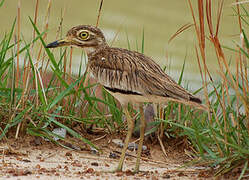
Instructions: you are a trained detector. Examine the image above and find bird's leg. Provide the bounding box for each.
[134,104,146,173]
[116,106,134,172]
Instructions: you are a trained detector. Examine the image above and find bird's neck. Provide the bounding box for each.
[83,47,98,55]
[86,43,108,57]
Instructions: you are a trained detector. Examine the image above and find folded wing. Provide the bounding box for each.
[88,47,201,104]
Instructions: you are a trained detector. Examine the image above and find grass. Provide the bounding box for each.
[0,0,249,178]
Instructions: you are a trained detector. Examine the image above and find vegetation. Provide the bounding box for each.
[0,0,248,178]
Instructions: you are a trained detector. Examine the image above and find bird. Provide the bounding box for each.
[46,25,206,173]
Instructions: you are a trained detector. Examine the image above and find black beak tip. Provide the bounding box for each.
[45,41,59,48]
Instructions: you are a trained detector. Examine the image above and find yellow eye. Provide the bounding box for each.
[79,31,89,40]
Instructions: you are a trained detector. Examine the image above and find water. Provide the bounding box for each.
[0,0,244,89]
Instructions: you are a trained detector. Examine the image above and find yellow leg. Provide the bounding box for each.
[134,104,146,172]
[116,106,134,172]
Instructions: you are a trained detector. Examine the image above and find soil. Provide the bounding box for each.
[0,134,215,180]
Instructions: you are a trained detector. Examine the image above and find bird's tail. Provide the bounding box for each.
[163,96,208,111]
[189,96,202,104]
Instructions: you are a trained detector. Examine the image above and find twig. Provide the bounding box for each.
[168,23,193,43]
[232,1,249,5]
[157,134,168,158]
[92,134,107,142]
[96,0,104,27]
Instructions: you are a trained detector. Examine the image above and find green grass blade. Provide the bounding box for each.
[47,116,98,150]
[125,30,131,50]
[141,28,145,54]
[0,107,31,140]
[0,0,5,7]
[29,16,61,73]
[0,31,46,79]
[238,161,248,180]
[1,18,16,63]
[242,29,249,49]
[178,58,186,85]
[46,76,83,110]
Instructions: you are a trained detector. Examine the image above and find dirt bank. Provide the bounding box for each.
[0,135,213,180]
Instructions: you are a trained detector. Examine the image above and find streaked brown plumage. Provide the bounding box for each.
[46,25,205,173]
[89,47,202,105]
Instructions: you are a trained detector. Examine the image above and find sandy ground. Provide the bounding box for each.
[0,135,214,180]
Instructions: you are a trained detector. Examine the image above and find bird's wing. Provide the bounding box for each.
[136,69,200,102]
[88,47,200,103]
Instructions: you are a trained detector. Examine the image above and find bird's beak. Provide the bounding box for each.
[46,37,71,48]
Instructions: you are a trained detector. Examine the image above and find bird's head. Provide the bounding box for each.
[46,25,107,54]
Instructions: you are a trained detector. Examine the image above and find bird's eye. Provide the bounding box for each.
[79,31,89,40]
